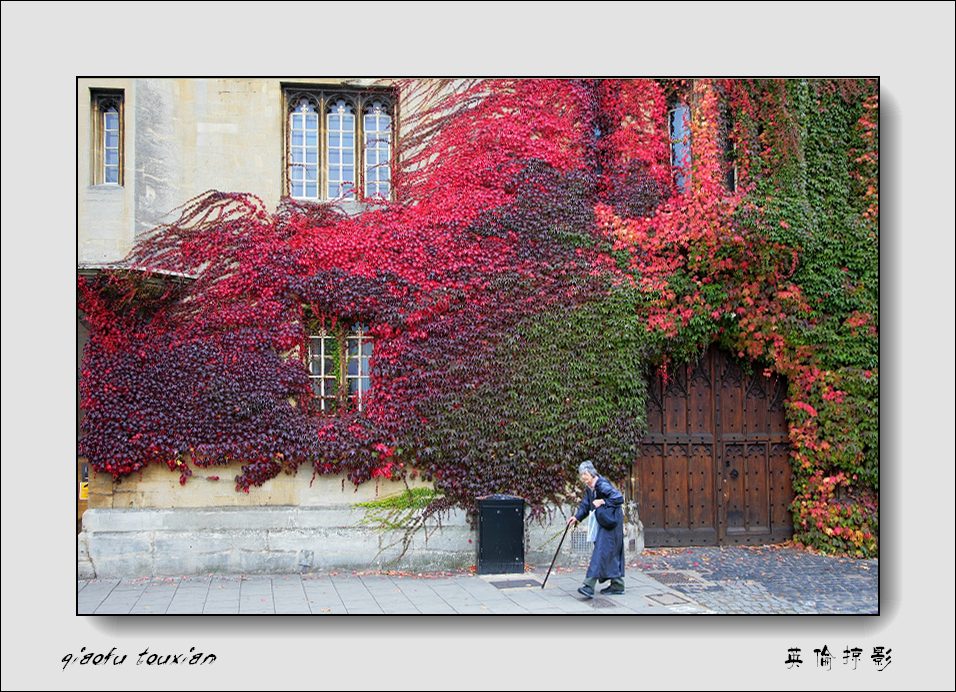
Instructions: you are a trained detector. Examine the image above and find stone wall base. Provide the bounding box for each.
[79,506,644,578]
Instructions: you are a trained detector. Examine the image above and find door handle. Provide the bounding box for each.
[730,468,739,480]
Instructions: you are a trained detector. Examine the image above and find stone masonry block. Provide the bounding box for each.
[289,507,364,529]
[87,531,152,561]
[77,532,90,559]
[153,531,229,556]
[238,550,300,574]
[152,550,235,577]
[87,532,154,578]
[160,508,292,531]
[83,508,167,533]
[265,528,326,553]
[402,525,476,553]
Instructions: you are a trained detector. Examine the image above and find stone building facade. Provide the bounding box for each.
[76,78,638,577]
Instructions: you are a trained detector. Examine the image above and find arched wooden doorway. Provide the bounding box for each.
[632,346,793,546]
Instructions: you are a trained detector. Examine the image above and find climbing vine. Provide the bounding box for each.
[78,78,878,556]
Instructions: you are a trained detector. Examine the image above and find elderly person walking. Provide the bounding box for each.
[567,460,626,597]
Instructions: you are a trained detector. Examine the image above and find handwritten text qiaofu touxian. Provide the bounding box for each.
[61,646,217,670]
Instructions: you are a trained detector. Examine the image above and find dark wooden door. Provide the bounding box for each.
[633,346,793,546]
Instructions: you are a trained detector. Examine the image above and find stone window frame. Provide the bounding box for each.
[91,89,124,186]
[283,85,395,203]
[306,322,374,412]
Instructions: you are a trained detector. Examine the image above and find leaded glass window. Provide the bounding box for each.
[363,100,392,199]
[284,87,393,202]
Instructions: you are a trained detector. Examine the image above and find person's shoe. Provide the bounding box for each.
[577,584,594,599]
[600,585,625,595]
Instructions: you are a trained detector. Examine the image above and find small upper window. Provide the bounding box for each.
[92,90,124,186]
[718,95,738,193]
[668,104,691,193]
[284,86,394,202]
[724,138,738,193]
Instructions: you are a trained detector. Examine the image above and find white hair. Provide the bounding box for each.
[577,461,598,477]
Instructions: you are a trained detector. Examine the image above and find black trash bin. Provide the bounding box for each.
[476,494,525,574]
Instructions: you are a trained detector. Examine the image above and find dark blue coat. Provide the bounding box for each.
[574,476,625,580]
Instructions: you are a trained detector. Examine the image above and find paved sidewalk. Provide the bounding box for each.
[78,545,878,615]
[78,568,711,615]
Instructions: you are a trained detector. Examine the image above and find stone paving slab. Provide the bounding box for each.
[77,578,119,613]
[202,576,241,614]
[94,581,149,615]
[389,579,457,613]
[273,575,311,614]
[166,575,212,614]
[238,576,275,614]
[129,580,179,614]
[301,576,348,614]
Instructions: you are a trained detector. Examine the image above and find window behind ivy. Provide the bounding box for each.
[307,323,373,411]
[307,333,339,412]
[668,103,691,193]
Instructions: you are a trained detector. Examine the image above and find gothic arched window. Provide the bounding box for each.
[284,87,394,202]
[363,99,392,199]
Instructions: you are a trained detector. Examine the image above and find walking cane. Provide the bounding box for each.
[541,520,572,589]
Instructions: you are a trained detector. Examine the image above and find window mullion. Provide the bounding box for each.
[284,99,289,196]
[95,100,103,185]
[356,95,364,201]
[318,92,325,202]
[319,333,327,410]
[338,331,347,408]
[355,330,362,405]
[120,101,124,185]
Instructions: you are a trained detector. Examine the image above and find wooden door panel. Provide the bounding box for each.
[769,442,794,539]
[718,356,744,434]
[688,357,714,433]
[722,442,747,536]
[744,442,770,533]
[688,444,714,531]
[637,443,665,536]
[664,364,689,434]
[744,371,770,435]
[635,346,793,547]
[646,376,664,436]
[665,443,690,531]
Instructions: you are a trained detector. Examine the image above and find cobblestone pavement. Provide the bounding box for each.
[629,544,878,614]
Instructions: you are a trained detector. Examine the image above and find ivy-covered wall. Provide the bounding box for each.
[78,78,878,557]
